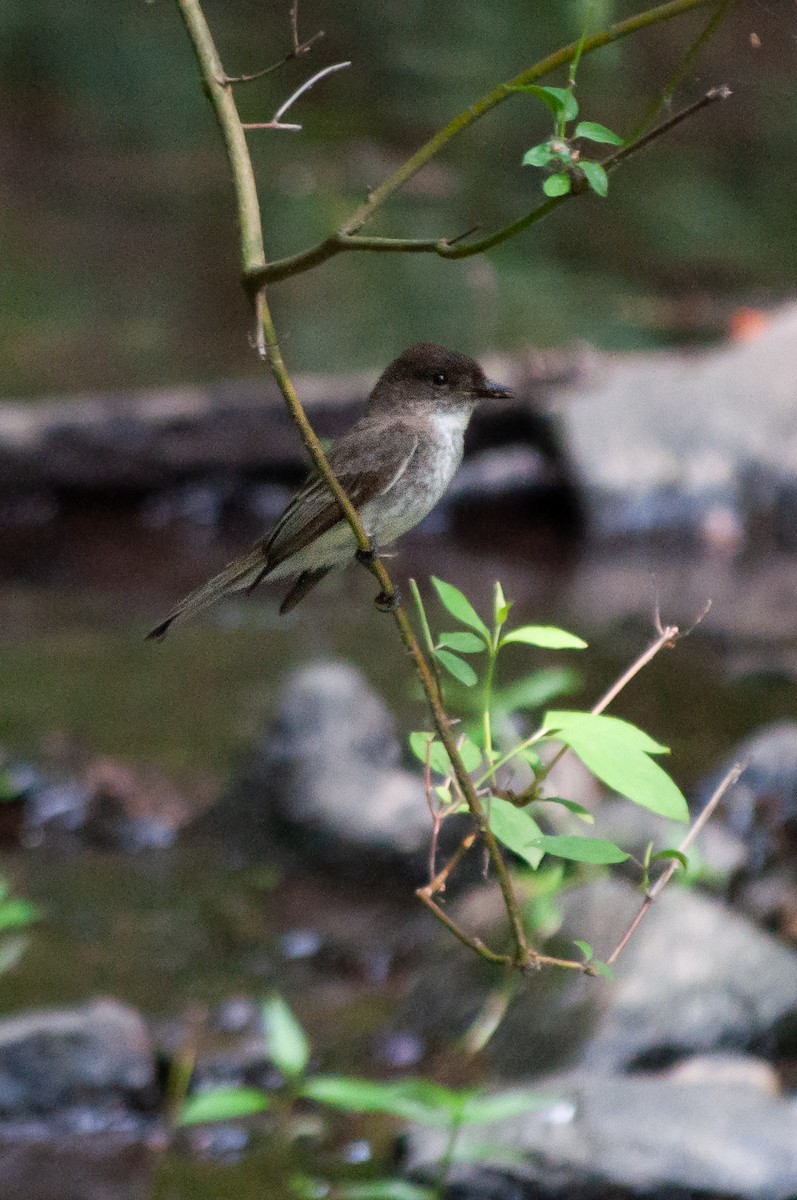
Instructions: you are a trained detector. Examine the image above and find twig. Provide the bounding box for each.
[242,61,351,132]
[606,760,747,965]
[219,0,323,83]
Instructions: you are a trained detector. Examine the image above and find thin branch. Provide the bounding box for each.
[219,0,323,83]
[606,760,747,965]
[246,0,726,287]
[243,61,351,132]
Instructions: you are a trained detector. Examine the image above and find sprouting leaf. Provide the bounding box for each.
[538,796,594,823]
[501,626,587,651]
[542,711,689,822]
[591,960,615,979]
[543,172,572,197]
[574,120,624,144]
[459,1088,555,1125]
[301,1076,471,1127]
[532,834,629,864]
[579,160,609,197]
[434,649,478,687]
[494,581,512,626]
[522,143,556,167]
[573,939,593,961]
[0,899,39,931]
[179,1087,270,1126]
[437,631,486,654]
[512,84,579,122]
[651,848,689,870]
[488,799,545,869]
[431,578,490,640]
[262,995,310,1078]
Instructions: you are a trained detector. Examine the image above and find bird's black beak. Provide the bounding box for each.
[477,377,513,400]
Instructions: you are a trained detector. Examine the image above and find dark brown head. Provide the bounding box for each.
[368,343,512,415]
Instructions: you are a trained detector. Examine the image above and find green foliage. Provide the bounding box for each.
[409,576,693,940]
[178,1087,270,1126]
[262,994,311,1078]
[0,876,39,975]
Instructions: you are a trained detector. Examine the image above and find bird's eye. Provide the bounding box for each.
[432,371,448,386]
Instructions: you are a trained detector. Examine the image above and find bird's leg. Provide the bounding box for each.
[355,548,400,611]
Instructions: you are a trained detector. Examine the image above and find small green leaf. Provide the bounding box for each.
[580,160,609,197]
[179,1087,270,1126]
[262,995,310,1078]
[301,1076,468,1127]
[538,796,594,823]
[430,578,490,639]
[501,626,587,651]
[543,172,572,197]
[458,735,484,772]
[434,784,452,805]
[409,732,452,776]
[0,899,39,931]
[573,939,593,961]
[512,84,579,121]
[542,712,689,822]
[532,834,629,864]
[574,120,623,144]
[434,649,478,687]
[592,960,615,979]
[459,1089,555,1125]
[488,799,545,869]
[289,1175,330,1200]
[494,581,512,626]
[522,143,555,167]
[651,848,689,870]
[437,631,486,654]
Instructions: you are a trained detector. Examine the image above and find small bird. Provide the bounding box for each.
[147,343,511,639]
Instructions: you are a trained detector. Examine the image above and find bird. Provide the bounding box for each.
[146,343,511,639]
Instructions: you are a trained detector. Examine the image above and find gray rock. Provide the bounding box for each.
[405,1070,797,1199]
[204,662,467,885]
[0,999,157,1124]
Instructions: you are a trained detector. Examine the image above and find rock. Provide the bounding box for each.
[401,878,797,1078]
[201,662,470,886]
[0,1136,154,1200]
[405,1070,797,1200]
[0,999,157,1130]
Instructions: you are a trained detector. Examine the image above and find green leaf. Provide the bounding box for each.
[335,1182,436,1200]
[0,899,39,930]
[458,736,484,772]
[573,939,593,960]
[437,631,486,654]
[459,1088,555,1125]
[409,732,451,776]
[434,649,478,687]
[262,995,310,1078]
[488,799,545,869]
[538,796,594,823]
[434,784,452,805]
[512,84,579,121]
[532,834,629,864]
[592,960,615,979]
[574,120,623,145]
[430,578,490,640]
[300,1076,469,1127]
[580,160,608,197]
[179,1087,270,1126]
[501,626,587,651]
[542,712,689,822]
[651,848,689,870]
[522,143,555,167]
[492,667,580,713]
[289,1176,330,1200]
[543,172,571,197]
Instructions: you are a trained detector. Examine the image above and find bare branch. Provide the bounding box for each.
[243,61,351,132]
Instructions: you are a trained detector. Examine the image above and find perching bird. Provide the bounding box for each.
[147,343,511,639]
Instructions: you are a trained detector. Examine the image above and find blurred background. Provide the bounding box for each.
[2,2,797,1198]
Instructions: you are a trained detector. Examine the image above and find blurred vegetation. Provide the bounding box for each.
[1,0,795,397]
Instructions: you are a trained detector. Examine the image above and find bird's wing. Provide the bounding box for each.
[264,420,420,571]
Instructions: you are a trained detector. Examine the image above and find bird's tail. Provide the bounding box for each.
[146,546,267,641]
